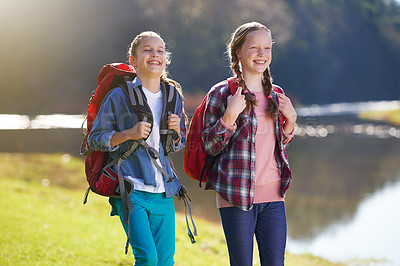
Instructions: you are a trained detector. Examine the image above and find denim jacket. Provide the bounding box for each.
[88,77,186,198]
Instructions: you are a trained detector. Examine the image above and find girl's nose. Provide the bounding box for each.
[150,49,160,57]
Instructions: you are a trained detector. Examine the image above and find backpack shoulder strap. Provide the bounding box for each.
[272,84,284,94]
[163,81,178,115]
[123,80,153,128]
[227,77,238,95]
[160,81,179,155]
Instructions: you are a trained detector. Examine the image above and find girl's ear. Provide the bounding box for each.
[129,56,136,67]
[235,49,241,61]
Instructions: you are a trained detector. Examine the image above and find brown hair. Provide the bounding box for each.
[227,22,278,119]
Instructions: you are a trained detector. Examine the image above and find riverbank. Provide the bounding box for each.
[0,152,340,265]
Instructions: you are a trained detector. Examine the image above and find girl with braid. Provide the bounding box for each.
[202,22,297,265]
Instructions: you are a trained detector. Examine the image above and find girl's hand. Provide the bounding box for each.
[278,93,297,143]
[223,86,247,125]
[278,94,297,124]
[110,121,151,147]
[126,121,152,140]
[168,113,181,136]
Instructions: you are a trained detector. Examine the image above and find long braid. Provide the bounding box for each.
[231,48,256,111]
[263,68,278,119]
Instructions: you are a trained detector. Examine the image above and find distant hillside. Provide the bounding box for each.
[0,0,399,114]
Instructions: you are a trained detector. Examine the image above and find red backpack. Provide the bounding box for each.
[81,63,137,202]
[183,78,237,187]
[183,77,284,187]
[81,63,180,199]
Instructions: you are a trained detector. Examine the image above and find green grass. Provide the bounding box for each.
[0,153,340,265]
[359,108,400,125]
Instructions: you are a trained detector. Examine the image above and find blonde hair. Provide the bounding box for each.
[127,31,186,123]
[127,31,180,87]
[227,22,278,118]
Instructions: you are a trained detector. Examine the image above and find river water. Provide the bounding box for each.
[1,101,399,264]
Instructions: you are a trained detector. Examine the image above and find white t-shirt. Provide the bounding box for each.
[131,86,166,193]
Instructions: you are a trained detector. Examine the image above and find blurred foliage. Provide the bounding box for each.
[0,0,399,114]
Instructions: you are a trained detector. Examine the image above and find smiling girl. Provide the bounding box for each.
[202,22,297,265]
[88,31,186,266]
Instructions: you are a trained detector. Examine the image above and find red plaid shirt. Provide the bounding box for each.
[202,79,293,211]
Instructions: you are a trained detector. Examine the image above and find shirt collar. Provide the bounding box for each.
[132,76,142,88]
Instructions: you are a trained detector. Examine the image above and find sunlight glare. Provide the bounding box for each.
[0,114,30,130]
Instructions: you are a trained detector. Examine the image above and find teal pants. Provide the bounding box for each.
[114,190,175,266]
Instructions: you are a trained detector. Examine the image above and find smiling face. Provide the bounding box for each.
[129,36,167,78]
[236,29,272,77]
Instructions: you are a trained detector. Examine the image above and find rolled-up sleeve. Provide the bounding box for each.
[89,129,119,152]
[282,126,295,144]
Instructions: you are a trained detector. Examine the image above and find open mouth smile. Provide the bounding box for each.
[148,60,162,66]
[254,60,267,64]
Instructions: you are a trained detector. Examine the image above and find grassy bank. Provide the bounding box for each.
[359,108,400,125]
[0,153,339,265]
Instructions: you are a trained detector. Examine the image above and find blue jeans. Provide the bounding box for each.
[114,190,175,266]
[219,201,287,266]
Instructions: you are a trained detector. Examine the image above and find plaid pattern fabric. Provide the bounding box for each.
[202,79,293,211]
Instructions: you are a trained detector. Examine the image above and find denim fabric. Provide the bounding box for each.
[219,201,287,266]
[114,191,175,266]
[87,77,185,197]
